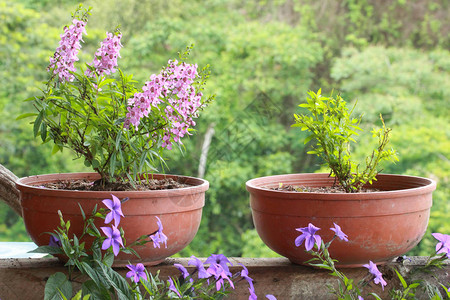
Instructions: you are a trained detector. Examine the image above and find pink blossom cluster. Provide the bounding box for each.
[125,60,203,150]
[85,32,123,77]
[48,19,87,82]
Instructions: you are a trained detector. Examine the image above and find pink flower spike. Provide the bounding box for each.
[48,18,87,82]
[85,31,123,77]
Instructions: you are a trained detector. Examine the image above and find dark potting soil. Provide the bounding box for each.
[271,185,378,193]
[36,178,191,191]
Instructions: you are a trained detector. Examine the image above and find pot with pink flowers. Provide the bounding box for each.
[16,6,214,266]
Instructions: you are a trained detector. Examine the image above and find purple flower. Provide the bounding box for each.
[168,277,181,297]
[358,296,364,300]
[102,194,125,227]
[48,235,61,248]
[330,223,348,242]
[295,223,322,251]
[205,254,233,276]
[188,256,211,279]
[432,233,450,258]
[174,263,189,279]
[149,216,168,248]
[206,263,235,291]
[126,263,147,283]
[363,261,387,290]
[85,31,123,77]
[239,263,255,292]
[266,295,277,300]
[249,287,257,300]
[101,225,124,256]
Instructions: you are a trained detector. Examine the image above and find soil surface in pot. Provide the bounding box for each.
[271,184,378,193]
[36,178,191,191]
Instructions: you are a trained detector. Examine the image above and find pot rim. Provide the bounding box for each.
[16,172,209,197]
[246,173,436,200]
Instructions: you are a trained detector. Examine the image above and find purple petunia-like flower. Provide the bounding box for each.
[205,254,233,276]
[149,216,168,248]
[174,263,189,279]
[188,256,211,279]
[432,233,450,258]
[330,223,349,242]
[168,277,182,297]
[238,263,255,292]
[126,263,147,283]
[363,261,387,290]
[102,194,124,227]
[174,263,194,284]
[48,235,62,248]
[266,295,277,300]
[249,287,257,300]
[295,223,322,251]
[101,225,124,256]
[206,263,235,291]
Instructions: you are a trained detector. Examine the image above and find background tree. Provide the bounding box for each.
[1,0,448,258]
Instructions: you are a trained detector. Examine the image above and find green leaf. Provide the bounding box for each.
[368,293,383,300]
[34,111,44,138]
[44,272,72,300]
[40,122,48,141]
[102,252,114,267]
[394,269,407,288]
[52,144,63,155]
[28,245,63,255]
[81,280,110,300]
[96,261,132,299]
[16,112,38,120]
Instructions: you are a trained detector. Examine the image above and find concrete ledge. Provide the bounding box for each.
[0,257,448,299]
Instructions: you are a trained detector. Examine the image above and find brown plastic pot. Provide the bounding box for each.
[16,173,209,266]
[246,173,436,267]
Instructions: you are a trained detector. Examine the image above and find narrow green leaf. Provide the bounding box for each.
[34,111,44,138]
[28,245,63,255]
[368,293,383,300]
[41,122,48,142]
[16,112,38,120]
[394,269,407,288]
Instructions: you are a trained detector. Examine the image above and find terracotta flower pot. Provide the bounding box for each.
[16,173,209,266]
[246,173,436,267]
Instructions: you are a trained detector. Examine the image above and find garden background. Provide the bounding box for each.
[1,0,449,258]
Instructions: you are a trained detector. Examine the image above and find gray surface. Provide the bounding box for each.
[0,242,47,258]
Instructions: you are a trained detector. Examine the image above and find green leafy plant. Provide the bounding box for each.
[31,195,276,300]
[20,5,214,186]
[295,223,450,299]
[293,89,398,192]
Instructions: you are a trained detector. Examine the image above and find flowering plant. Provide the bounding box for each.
[21,5,213,186]
[31,195,277,300]
[295,223,450,299]
[293,89,398,192]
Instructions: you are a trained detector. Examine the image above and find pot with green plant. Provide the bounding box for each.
[15,5,213,266]
[246,89,436,267]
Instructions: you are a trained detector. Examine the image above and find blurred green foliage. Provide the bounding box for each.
[1,0,448,258]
